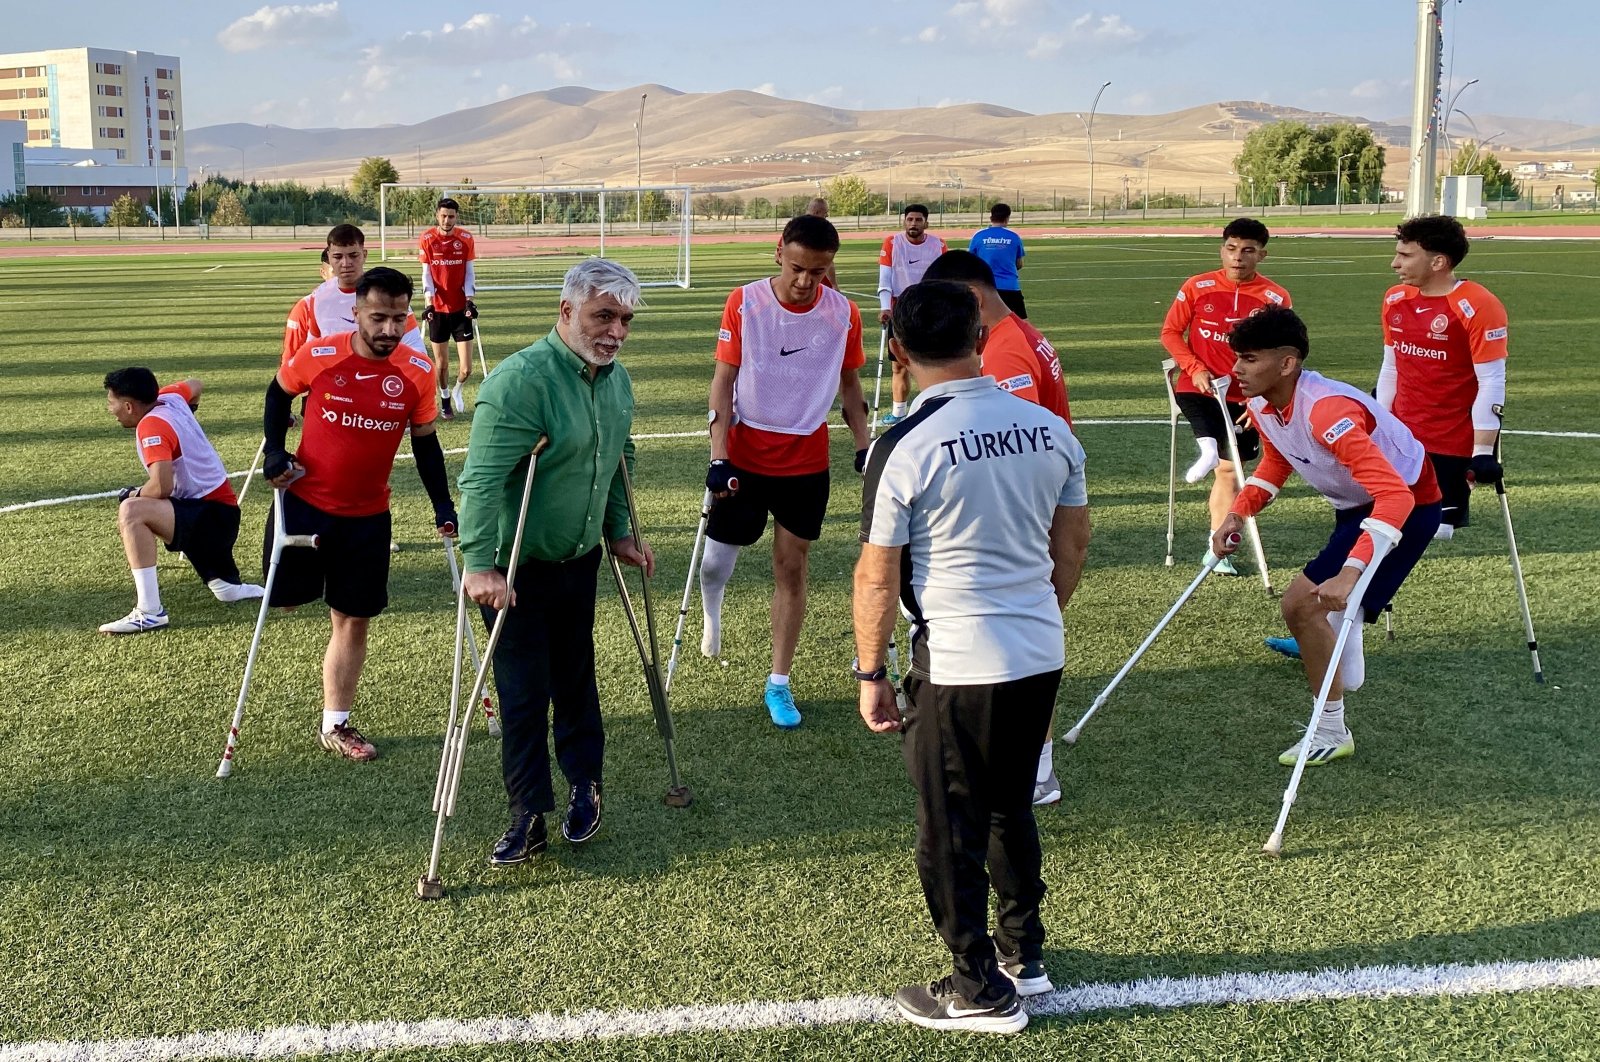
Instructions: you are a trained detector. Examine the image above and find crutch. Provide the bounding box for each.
[1263,519,1399,857]
[216,486,319,778]
[441,531,501,735]
[665,488,714,694]
[1491,448,1544,683]
[1211,375,1275,595]
[418,436,548,901]
[1161,358,1181,568]
[1063,533,1240,745]
[236,438,267,506]
[608,454,694,808]
[869,323,891,436]
[471,311,490,378]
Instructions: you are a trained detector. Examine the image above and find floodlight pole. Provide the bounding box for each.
[1440,79,1479,172]
[1405,0,1445,217]
[1077,80,1111,218]
[1336,152,1354,213]
[886,150,904,216]
[636,92,647,225]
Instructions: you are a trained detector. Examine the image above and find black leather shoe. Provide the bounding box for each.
[562,782,603,843]
[487,811,547,866]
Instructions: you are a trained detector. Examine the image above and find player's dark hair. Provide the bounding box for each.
[319,248,329,263]
[989,202,1011,224]
[436,197,460,212]
[1223,217,1269,245]
[1228,306,1309,359]
[1395,214,1469,266]
[892,281,981,364]
[356,266,414,302]
[104,367,159,405]
[922,249,997,290]
[780,214,840,254]
[903,203,930,219]
[326,223,365,248]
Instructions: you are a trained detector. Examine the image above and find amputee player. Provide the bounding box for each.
[457,259,653,864]
[967,203,1027,318]
[282,224,424,368]
[418,197,479,420]
[876,204,947,425]
[1212,308,1441,766]
[262,267,458,762]
[854,281,1089,1034]
[701,214,871,729]
[922,249,1073,806]
[100,368,264,634]
[1160,218,1291,576]
[773,197,836,289]
[1379,214,1509,541]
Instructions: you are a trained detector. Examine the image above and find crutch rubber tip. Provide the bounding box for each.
[1062,727,1081,746]
[215,759,233,779]
[1261,835,1284,858]
[416,875,446,901]
[1164,558,1174,568]
[664,785,694,809]
[487,717,503,737]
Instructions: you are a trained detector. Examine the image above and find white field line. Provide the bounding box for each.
[4,420,1593,516]
[2,955,1595,1061]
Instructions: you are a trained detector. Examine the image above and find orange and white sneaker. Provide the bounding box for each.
[318,722,378,762]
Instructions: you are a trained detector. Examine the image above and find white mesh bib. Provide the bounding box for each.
[732,280,854,436]
[139,394,229,500]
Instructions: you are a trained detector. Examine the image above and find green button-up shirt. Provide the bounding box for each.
[457,328,636,572]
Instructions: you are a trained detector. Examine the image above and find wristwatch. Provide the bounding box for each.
[850,656,888,682]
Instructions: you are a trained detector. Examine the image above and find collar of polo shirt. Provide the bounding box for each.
[547,327,617,378]
[910,375,995,411]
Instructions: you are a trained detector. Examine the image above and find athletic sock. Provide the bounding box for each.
[768,673,790,687]
[1433,523,1455,541]
[1327,611,1367,691]
[1316,698,1346,737]
[1036,740,1055,785]
[1184,437,1220,483]
[698,539,739,657]
[892,402,908,417]
[322,709,350,734]
[132,566,161,613]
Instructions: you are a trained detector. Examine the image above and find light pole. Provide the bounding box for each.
[236,145,246,183]
[1336,151,1355,212]
[196,165,206,234]
[538,154,546,224]
[1440,78,1479,158]
[635,92,647,224]
[886,150,905,216]
[1075,80,1111,216]
[1140,143,1164,210]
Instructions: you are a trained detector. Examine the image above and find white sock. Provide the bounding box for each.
[132,566,161,613]
[1432,523,1455,541]
[1327,611,1366,691]
[1036,741,1054,785]
[1184,437,1220,483]
[321,709,350,734]
[892,401,908,417]
[768,673,790,687]
[698,539,739,657]
[209,578,265,602]
[1316,698,1346,736]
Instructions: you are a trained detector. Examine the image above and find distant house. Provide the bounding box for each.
[1515,161,1546,177]
[1550,160,1575,173]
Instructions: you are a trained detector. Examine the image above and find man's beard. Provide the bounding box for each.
[359,329,399,356]
[568,332,618,367]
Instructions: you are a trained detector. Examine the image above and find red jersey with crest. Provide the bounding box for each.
[277,334,439,517]
[1161,270,1292,402]
[1381,280,1508,458]
[418,226,477,313]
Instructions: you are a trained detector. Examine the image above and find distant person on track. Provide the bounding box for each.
[418,197,479,420]
[877,204,947,425]
[775,197,836,288]
[968,203,1027,318]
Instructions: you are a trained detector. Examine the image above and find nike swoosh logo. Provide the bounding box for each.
[905,257,921,264]
[1292,454,1311,464]
[355,372,378,380]
[1414,307,1432,314]
[340,316,356,324]
[779,346,806,357]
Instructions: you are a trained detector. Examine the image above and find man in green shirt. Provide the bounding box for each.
[458,259,655,866]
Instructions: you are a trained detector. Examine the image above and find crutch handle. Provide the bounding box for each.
[281,533,319,549]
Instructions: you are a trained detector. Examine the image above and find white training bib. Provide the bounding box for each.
[731,280,853,436]
[139,394,229,500]
[889,232,942,296]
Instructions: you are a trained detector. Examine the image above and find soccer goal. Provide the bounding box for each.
[378,183,693,290]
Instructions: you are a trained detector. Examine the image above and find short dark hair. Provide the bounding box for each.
[891,281,981,364]
[1228,306,1309,359]
[989,203,1011,224]
[1395,214,1469,267]
[319,248,329,263]
[1222,217,1270,245]
[356,266,414,302]
[922,249,996,290]
[903,203,930,220]
[436,197,460,212]
[104,367,159,405]
[326,223,365,248]
[780,214,840,254]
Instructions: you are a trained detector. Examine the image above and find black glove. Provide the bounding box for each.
[435,505,459,536]
[421,305,435,323]
[464,299,479,320]
[1470,453,1503,487]
[706,460,739,495]
[263,449,294,481]
[854,448,869,474]
[117,485,141,503]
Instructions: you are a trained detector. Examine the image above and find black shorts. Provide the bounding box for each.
[166,497,244,584]
[996,288,1027,318]
[427,310,475,344]
[1174,391,1260,462]
[263,491,392,618]
[1303,501,1442,620]
[1429,453,1472,528]
[705,467,830,545]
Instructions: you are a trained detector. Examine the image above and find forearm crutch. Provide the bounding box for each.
[1211,375,1274,595]
[665,488,714,695]
[236,438,267,506]
[609,454,693,808]
[1162,358,1181,568]
[1263,519,1399,857]
[216,488,319,777]
[442,532,501,735]
[1063,535,1238,745]
[418,435,548,900]
[1492,445,1544,683]
[472,313,490,378]
[869,324,890,436]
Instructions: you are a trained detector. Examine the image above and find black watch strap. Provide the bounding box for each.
[851,657,888,682]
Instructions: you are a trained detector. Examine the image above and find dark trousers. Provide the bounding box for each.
[480,546,605,817]
[901,665,1060,1002]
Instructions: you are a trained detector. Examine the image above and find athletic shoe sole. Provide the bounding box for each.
[894,1000,1029,1034]
[1278,733,1354,767]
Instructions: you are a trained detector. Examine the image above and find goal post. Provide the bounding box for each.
[378,183,693,290]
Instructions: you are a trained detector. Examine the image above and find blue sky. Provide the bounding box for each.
[15,1,1598,130]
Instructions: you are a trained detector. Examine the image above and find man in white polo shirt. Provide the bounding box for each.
[853,280,1090,1034]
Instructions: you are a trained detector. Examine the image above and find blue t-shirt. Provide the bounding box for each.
[969,225,1025,290]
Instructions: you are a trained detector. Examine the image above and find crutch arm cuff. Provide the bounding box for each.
[1359,516,1403,554]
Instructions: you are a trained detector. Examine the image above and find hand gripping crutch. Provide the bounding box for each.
[1211,375,1274,595]
[417,436,548,901]
[665,488,714,694]
[1063,533,1240,745]
[236,438,268,507]
[1491,445,1544,683]
[216,487,319,777]
[442,531,502,735]
[608,455,694,809]
[1162,358,1182,568]
[869,323,891,436]
[1263,518,1399,857]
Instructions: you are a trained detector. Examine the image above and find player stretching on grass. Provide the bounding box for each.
[1213,308,1441,766]
[701,213,871,728]
[418,197,479,420]
[1160,218,1290,576]
[263,267,457,761]
[100,368,263,633]
[877,204,946,425]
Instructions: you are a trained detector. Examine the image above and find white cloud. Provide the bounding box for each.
[917,25,943,43]
[1028,13,1143,59]
[1124,90,1153,109]
[751,83,779,96]
[1351,79,1393,100]
[803,86,845,105]
[495,83,514,101]
[935,97,976,108]
[217,1,346,52]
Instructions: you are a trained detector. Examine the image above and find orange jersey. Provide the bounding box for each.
[716,283,865,476]
[1381,280,1508,457]
[277,333,439,517]
[136,382,236,504]
[982,314,1071,426]
[418,226,478,313]
[1161,270,1292,401]
[282,279,425,367]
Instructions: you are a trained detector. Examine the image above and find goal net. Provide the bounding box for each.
[378,184,693,290]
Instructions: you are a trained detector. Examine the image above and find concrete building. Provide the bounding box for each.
[1,120,23,198]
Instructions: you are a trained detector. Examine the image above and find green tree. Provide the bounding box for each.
[823,174,872,216]
[350,156,402,209]
[211,189,249,226]
[107,193,147,227]
[1233,122,1385,206]
[0,190,67,227]
[745,196,773,220]
[1448,143,1519,200]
